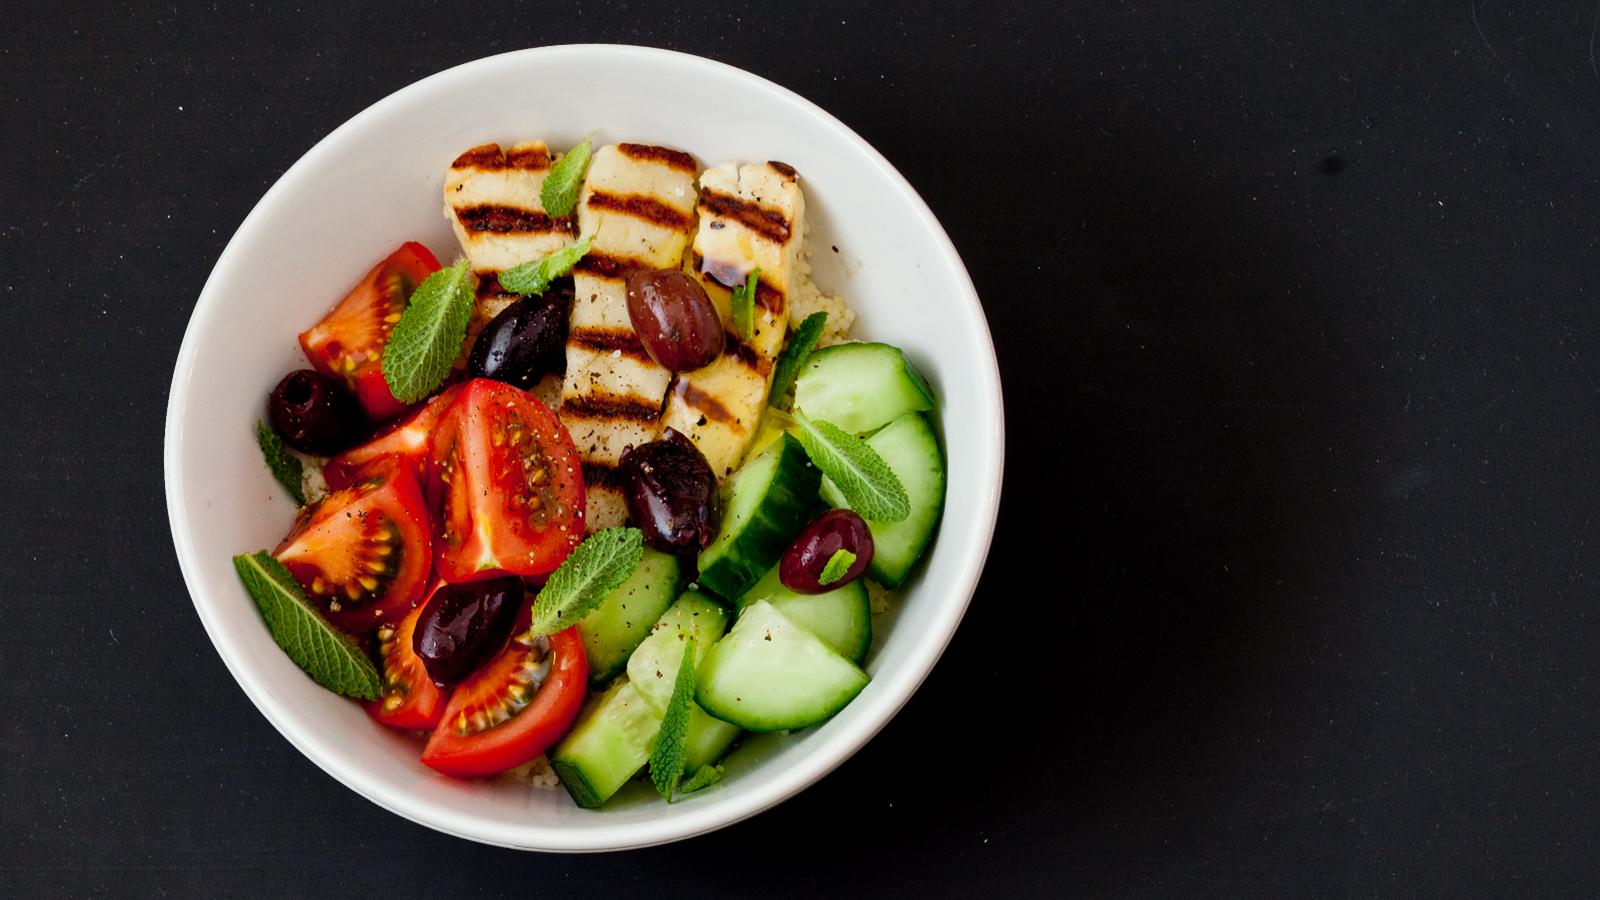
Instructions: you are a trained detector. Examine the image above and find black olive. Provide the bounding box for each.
[618,428,718,554]
[467,283,572,387]
[267,369,364,455]
[412,577,524,687]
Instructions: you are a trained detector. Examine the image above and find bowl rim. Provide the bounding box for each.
[164,43,1005,851]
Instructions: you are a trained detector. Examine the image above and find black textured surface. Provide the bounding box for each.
[6,1,1600,895]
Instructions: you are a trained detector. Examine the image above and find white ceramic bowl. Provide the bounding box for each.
[165,45,1003,851]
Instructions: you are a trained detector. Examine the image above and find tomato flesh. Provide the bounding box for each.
[273,458,432,634]
[365,592,449,730]
[421,618,588,777]
[325,384,461,490]
[300,241,441,422]
[428,378,586,581]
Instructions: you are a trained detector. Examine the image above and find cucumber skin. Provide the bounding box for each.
[697,434,821,601]
[577,549,681,686]
[822,412,946,588]
[549,680,657,809]
[548,757,606,810]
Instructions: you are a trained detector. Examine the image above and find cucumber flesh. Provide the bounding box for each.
[697,433,820,600]
[696,600,869,733]
[577,549,681,686]
[793,342,934,435]
[628,593,728,714]
[821,412,945,587]
[628,593,742,772]
[736,565,871,663]
[548,680,657,809]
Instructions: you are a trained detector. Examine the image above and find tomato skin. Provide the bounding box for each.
[428,378,586,581]
[300,242,441,422]
[420,624,588,778]
[325,384,461,491]
[365,593,449,730]
[273,458,432,634]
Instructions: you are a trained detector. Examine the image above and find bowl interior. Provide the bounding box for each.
[166,45,1002,851]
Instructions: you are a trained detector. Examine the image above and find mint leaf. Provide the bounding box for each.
[768,311,827,409]
[255,420,305,505]
[731,268,760,341]
[817,549,857,586]
[791,411,910,522]
[650,643,697,800]
[540,135,593,217]
[679,763,723,795]
[499,236,591,295]
[381,259,476,403]
[529,527,643,636]
[232,551,381,699]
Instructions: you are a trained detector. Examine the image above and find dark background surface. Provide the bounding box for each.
[5,0,1600,895]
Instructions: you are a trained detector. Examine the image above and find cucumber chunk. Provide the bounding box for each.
[793,342,935,435]
[696,600,869,732]
[628,593,742,772]
[821,412,945,587]
[697,433,820,600]
[549,680,658,809]
[577,549,681,686]
[736,565,872,663]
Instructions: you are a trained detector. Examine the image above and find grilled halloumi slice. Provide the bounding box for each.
[559,143,701,529]
[443,141,576,364]
[660,160,805,479]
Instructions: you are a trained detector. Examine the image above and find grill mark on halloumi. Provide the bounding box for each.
[723,333,773,377]
[567,326,651,360]
[451,143,551,170]
[563,393,662,422]
[585,191,695,231]
[455,205,570,235]
[617,143,697,173]
[699,189,792,244]
[670,379,738,425]
[691,250,786,316]
[574,250,652,281]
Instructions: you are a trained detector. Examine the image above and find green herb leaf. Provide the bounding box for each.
[817,549,857,586]
[540,135,593,217]
[650,643,698,800]
[678,764,724,795]
[768,311,827,409]
[731,268,760,341]
[498,236,592,296]
[791,411,911,522]
[255,420,306,505]
[381,259,476,403]
[232,551,381,699]
[529,527,644,636]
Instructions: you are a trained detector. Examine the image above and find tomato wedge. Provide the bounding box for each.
[324,384,462,491]
[300,241,441,422]
[365,592,449,730]
[273,458,431,634]
[421,616,588,777]
[428,378,585,582]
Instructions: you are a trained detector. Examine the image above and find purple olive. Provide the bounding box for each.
[780,509,875,594]
[618,428,717,554]
[268,369,364,455]
[625,269,724,372]
[468,284,572,387]
[412,576,524,687]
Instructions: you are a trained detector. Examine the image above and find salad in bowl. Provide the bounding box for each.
[232,132,947,808]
